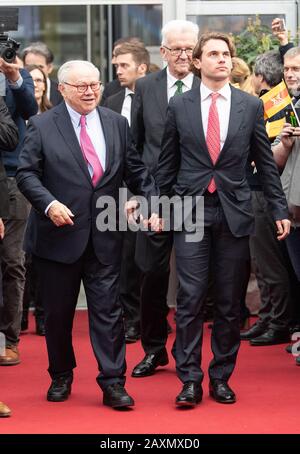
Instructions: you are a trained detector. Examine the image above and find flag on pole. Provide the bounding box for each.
[260,81,292,119]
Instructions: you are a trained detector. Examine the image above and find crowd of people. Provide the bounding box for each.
[0,16,299,416]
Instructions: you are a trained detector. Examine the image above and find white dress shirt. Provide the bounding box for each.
[121,87,134,126]
[200,82,231,150]
[167,68,194,102]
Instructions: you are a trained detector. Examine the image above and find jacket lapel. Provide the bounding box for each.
[53,103,92,186]
[218,86,246,160]
[184,87,207,152]
[154,69,169,119]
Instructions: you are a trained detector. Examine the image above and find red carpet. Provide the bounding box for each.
[0,311,299,434]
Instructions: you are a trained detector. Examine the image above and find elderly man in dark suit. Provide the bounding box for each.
[16,60,157,409]
[131,20,200,378]
[155,32,290,406]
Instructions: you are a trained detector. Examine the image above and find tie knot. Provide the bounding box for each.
[211,92,219,102]
[80,115,86,127]
[174,80,184,95]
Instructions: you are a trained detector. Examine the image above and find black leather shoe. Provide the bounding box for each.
[125,326,140,344]
[250,328,290,346]
[103,383,134,408]
[209,380,236,404]
[132,350,169,377]
[47,374,73,402]
[240,322,266,340]
[36,316,45,336]
[175,382,203,407]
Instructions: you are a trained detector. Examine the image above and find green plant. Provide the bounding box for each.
[232,15,280,68]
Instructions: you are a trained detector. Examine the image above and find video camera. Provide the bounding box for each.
[0,7,20,63]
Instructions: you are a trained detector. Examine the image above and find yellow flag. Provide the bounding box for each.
[260,81,292,118]
[265,117,286,138]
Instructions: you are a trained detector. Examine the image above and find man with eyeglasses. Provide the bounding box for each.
[131,20,200,379]
[272,47,300,366]
[16,60,158,409]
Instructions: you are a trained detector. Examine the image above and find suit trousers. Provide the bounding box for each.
[174,194,249,384]
[34,239,126,390]
[249,191,291,331]
[135,230,173,354]
[0,178,29,346]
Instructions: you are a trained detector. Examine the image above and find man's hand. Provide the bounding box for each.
[272,18,288,45]
[125,200,140,225]
[0,58,21,83]
[48,201,74,227]
[280,122,299,148]
[276,219,291,240]
[0,218,5,239]
[144,213,164,232]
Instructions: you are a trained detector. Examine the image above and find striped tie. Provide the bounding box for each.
[206,93,220,193]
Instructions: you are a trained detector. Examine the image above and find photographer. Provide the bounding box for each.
[0,94,19,416]
[0,52,38,366]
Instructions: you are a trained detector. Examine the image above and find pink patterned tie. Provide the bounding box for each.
[206,93,220,193]
[80,115,103,186]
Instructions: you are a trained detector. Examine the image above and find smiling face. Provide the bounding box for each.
[59,65,101,115]
[193,38,232,87]
[284,54,300,95]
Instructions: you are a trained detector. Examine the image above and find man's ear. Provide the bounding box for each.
[47,63,54,75]
[160,46,168,62]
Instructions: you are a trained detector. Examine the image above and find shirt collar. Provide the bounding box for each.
[200,82,231,101]
[65,102,98,127]
[167,67,194,90]
[125,87,134,97]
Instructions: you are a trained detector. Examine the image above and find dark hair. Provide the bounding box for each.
[22,42,54,65]
[25,64,53,112]
[114,43,150,70]
[113,36,144,49]
[254,50,283,88]
[191,32,236,77]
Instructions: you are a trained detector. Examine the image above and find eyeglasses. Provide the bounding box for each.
[63,81,102,93]
[32,78,45,84]
[163,46,194,57]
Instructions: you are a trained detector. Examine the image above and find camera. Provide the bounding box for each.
[0,7,19,63]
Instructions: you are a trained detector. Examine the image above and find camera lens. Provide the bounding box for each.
[2,47,16,63]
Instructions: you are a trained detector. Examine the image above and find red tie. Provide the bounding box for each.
[80,115,104,186]
[206,93,220,193]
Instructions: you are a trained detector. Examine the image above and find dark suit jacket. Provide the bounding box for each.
[100,79,122,106]
[102,89,126,114]
[0,96,19,217]
[156,84,288,238]
[49,79,63,106]
[16,102,157,265]
[131,68,200,174]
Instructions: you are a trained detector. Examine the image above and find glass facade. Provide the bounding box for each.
[9,4,162,82]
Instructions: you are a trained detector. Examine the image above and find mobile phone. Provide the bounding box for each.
[276,18,286,32]
[285,108,299,127]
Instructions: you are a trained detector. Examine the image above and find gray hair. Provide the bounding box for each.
[161,20,199,46]
[284,46,300,60]
[58,60,100,83]
[22,41,54,64]
[254,51,283,88]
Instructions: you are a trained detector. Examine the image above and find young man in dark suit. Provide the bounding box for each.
[155,32,290,406]
[16,60,158,409]
[130,19,200,379]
